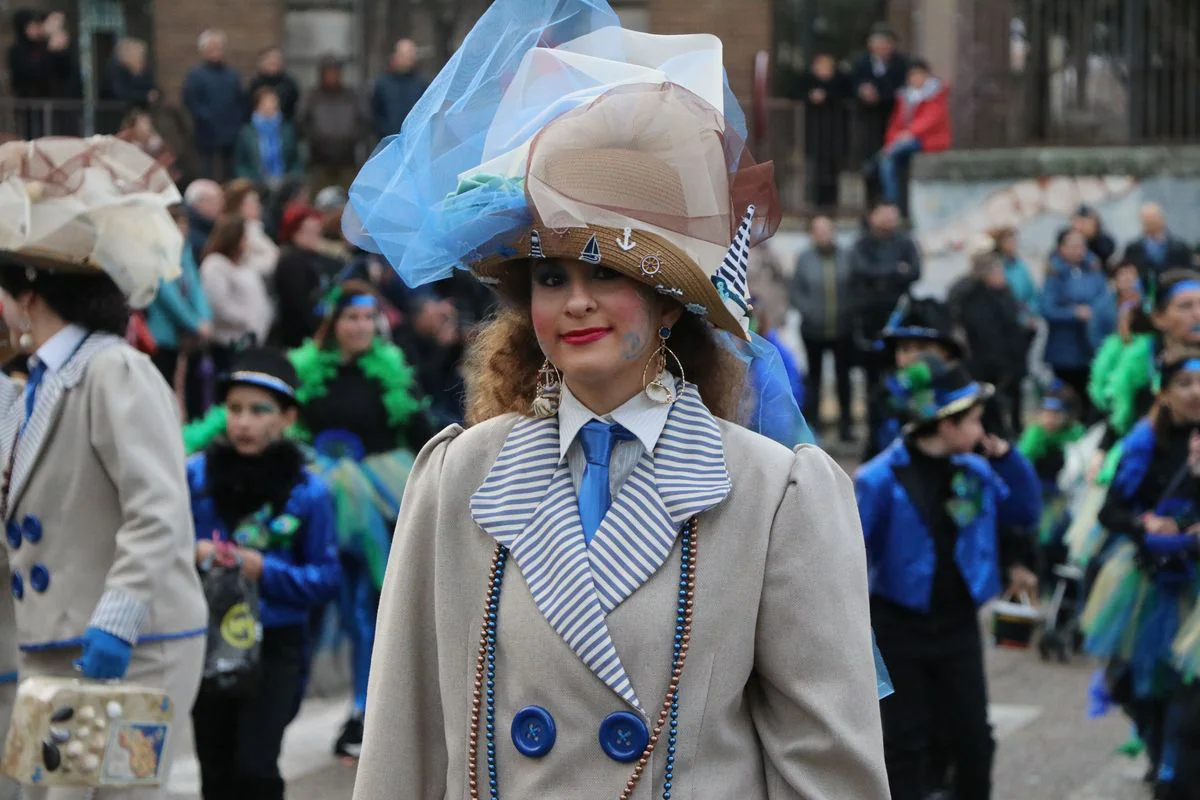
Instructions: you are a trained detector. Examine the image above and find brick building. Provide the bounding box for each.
[0,0,776,128]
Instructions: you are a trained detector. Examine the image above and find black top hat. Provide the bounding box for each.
[898,353,994,433]
[218,347,300,408]
[878,296,965,360]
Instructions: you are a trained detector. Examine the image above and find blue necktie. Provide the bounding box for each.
[577,420,636,545]
[22,360,46,432]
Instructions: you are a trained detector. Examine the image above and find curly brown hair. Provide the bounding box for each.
[463,268,745,425]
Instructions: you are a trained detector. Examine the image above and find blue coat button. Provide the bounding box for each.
[511,706,556,758]
[5,521,21,550]
[598,711,649,763]
[22,516,42,544]
[10,571,22,601]
[29,564,49,593]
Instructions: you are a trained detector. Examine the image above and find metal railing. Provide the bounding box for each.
[0,98,134,139]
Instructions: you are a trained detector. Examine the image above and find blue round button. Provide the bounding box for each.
[10,571,23,601]
[598,711,649,763]
[22,515,42,544]
[510,706,556,758]
[5,521,21,550]
[29,563,49,593]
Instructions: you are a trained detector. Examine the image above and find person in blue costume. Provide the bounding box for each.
[863,294,964,461]
[1082,348,1200,798]
[187,347,341,800]
[856,353,1041,800]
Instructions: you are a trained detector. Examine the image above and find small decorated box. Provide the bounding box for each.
[1,677,172,788]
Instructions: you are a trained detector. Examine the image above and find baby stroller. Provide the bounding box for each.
[1038,562,1086,662]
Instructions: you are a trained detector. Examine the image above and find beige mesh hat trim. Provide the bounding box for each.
[471,225,746,340]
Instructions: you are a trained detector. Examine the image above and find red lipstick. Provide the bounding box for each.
[560,327,611,345]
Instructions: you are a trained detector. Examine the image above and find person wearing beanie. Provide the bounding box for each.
[187,347,340,799]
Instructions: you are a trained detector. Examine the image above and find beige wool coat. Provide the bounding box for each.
[353,386,889,800]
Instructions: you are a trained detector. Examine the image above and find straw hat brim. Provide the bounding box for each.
[471,225,747,340]
[0,247,102,275]
[901,382,995,434]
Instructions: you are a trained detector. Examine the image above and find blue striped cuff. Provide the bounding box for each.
[88,589,148,645]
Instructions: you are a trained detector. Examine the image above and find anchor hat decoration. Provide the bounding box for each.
[344,4,780,341]
[0,136,183,309]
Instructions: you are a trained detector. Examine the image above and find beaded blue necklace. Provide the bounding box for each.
[467,518,699,800]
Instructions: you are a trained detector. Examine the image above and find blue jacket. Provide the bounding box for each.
[182,61,246,150]
[1041,253,1109,370]
[187,455,341,629]
[855,440,1042,612]
[144,246,211,350]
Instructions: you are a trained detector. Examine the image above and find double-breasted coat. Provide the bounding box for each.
[0,331,206,799]
[353,385,889,799]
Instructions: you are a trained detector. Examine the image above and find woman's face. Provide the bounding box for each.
[256,94,280,118]
[894,340,949,369]
[1154,288,1200,346]
[225,386,296,456]
[1059,233,1086,264]
[240,191,262,222]
[0,289,29,350]
[530,259,680,406]
[1164,370,1200,425]
[334,303,377,358]
[999,232,1017,257]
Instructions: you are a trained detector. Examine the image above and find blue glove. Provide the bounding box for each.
[75,628,132,680]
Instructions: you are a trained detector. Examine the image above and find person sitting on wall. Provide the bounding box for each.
[871,59,951,211]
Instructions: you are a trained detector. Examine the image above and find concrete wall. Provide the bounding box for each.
[760,147,1200,302]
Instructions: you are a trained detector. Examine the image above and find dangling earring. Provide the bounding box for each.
[530,359,562,418]
[17,329,32,351]
[643,326,685,404]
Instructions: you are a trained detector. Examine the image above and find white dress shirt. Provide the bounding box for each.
[30,323,88,378]
[557,375,673,497]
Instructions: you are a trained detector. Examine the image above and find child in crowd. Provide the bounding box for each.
[864,295,964,461]
[1018,381,1087,585]
[857,353,1041,800]
[188,348,341,800]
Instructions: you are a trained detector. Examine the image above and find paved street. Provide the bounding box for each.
[160,636,1154,799]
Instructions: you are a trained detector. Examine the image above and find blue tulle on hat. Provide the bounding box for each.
[343,0,750,289]
[727,331,816,447]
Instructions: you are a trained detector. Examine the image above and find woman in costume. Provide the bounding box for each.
[188,348,340,799]
[347,3,888,798]
[288,280,431,757]
[1081,348,1200,796]
[0,136,207,799]
[182,279,432,758]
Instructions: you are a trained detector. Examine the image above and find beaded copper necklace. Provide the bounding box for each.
[467,517,699,800]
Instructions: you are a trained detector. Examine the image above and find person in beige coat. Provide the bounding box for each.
[0,136,208,798]
[347,9,888,797]
[199,212,275,376]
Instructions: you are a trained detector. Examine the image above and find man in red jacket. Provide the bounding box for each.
[877,59,951,206]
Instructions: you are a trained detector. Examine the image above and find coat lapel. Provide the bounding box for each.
[587,385,730,614]
[469,386,732,715]
[5,335,122,518]
[471,414,644,712]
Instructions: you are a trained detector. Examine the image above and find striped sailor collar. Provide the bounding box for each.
[556,374,673,461]
[469,382,731,713]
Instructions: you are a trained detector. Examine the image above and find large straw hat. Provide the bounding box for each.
[466,82,773,340]
[0,136,183,309]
